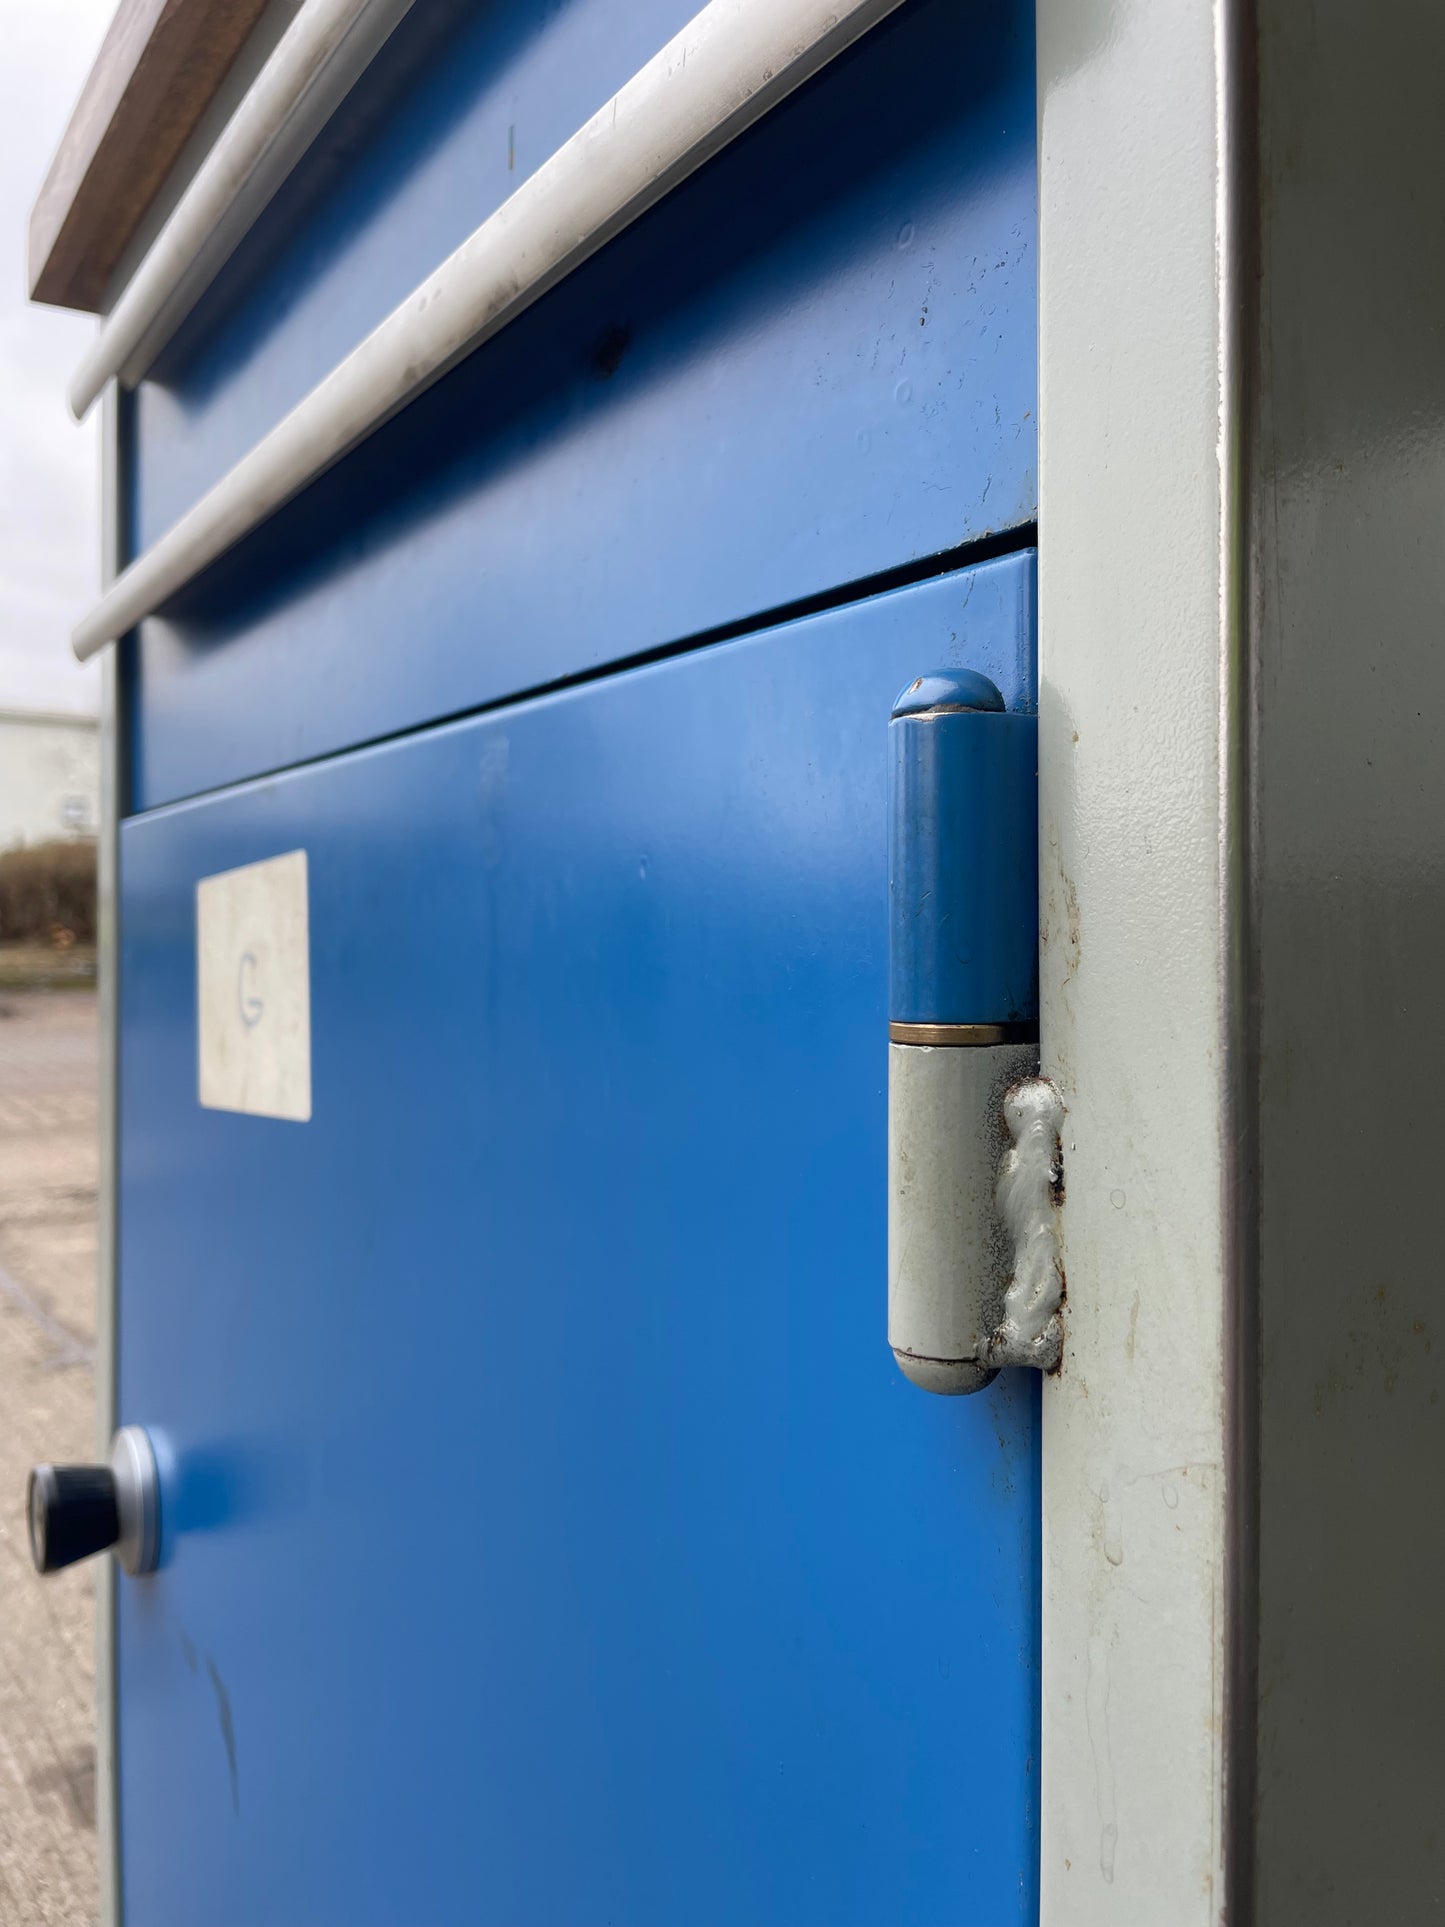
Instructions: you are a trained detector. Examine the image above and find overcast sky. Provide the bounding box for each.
[1,0,116,717]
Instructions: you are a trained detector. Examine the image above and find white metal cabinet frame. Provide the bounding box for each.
[1036,1,1253,1917]
[1041,1,1445,1920]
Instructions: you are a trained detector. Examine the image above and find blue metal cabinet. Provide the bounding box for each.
[117,557,1039,1925]
[126,0,1036,810]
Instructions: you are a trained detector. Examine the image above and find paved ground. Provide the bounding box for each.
[0,991,98,1924]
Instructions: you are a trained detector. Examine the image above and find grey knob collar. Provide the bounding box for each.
[110,1426,160,1576]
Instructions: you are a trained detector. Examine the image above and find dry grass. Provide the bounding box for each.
[0,947,97,990]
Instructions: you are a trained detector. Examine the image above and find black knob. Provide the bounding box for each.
[27,1463,120,1573]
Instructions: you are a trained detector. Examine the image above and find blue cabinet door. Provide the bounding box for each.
[117,556,1039,1925]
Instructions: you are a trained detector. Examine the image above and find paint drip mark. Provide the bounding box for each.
[207,1658,239,1816]
[1086,1629,1118,1885]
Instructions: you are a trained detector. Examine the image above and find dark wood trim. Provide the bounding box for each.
[29,0,272,313]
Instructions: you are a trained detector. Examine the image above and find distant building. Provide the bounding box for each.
[0,709,99,849]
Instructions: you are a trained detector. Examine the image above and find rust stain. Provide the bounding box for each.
[1313,1286,1435,1411]
[1041,838,1082,989]
[1061,869,1081,976]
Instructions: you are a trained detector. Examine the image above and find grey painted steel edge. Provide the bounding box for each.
[68,0,907,661]
[96,378,123,1927]
[1247,5,1445,1919]
[69,0,418,419]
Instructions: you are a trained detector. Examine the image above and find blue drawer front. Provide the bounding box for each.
[126,0,1036,810]
[117,557,1039,1925]
[134,0,709,540]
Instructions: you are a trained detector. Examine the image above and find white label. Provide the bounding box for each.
[196,850,311,1122]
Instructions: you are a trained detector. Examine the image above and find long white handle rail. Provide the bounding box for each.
[71,0,905,661]
[69,0,419,422]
